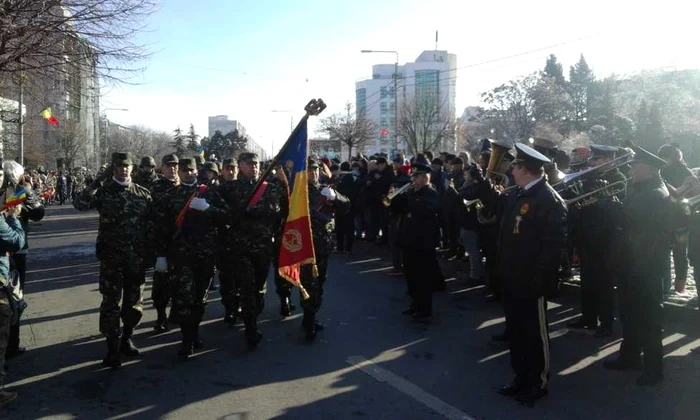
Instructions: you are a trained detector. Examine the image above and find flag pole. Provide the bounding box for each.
[246,98,326,208]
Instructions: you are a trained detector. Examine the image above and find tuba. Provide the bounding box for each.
[476,139,512,224]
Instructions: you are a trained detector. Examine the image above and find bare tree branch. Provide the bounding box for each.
[399,95,456,155]
[319,102,376,160]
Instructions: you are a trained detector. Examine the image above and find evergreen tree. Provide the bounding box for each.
[647,103,665,149]
[171,126,187,155]
[543,54,566,85]
[569,54,595,130]
[186,123,199,152]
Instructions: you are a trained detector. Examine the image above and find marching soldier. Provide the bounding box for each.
[472,143,567,405]
[604,146,674,386]
[218,152,288,349]
[301,158,350,340]
[74,152,153,369]
[220,158,238,182]
[568,145,625,337]
[133,156,158,188]
[149,154,180,332]
[391,163,441,320]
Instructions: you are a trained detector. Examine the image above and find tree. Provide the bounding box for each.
[201,130,248,159]
[55,122,86,169]
[569,55,595,130]
[0,0,156,83]
[531,74,574,128]
[171,127,187,156]
[319,102,376,160]
[481,73,539,141]
[186,123,199,152]
[543,54,566,86]
[398,96,456,155]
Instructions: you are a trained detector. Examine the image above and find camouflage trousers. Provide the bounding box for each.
[273,244,293,299]
[0,288,10,383]
[151,270,171,310]
[218,257,238,313]
[171,255,215,325]
[300,254,329,314]
[232,251,271,320]
[99,262,146,337]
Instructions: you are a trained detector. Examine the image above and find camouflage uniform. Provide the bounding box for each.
[218,172,288,346]
[134,170,159,189]
[0,213,25,398]
[74,154,152,367]
[301,180,349,339]
[149,176,180,316]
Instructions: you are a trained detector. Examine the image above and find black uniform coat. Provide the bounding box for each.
[391,184,441,251]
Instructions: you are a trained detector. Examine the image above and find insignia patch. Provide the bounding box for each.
[282,229,303,252]
[520,203,530,215]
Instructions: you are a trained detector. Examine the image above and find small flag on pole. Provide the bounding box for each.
[380,128,389,137]
[40,108,59,126]
[3,186,28,209]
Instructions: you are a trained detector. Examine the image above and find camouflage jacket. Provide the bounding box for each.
[150,177,179,203]
[308,182,350,256]
[219,175,288,254]
[155,182,228,258]
[134,171,159,189]
[74,179,153,266]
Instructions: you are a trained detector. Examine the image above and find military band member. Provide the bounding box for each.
[150,154,180,332]
[568,145,625,337]
[391,163,441,320]
[603,146,674,386]
[74,152,153,369]
[472,143,567,405]
[218,152,288,349]
[301,158,350,340]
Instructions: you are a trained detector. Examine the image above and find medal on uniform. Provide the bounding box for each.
[520,203,530,215]
[513,215,523,234]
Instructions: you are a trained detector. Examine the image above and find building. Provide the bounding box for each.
[309,137,343,159]
[208,115,247,137]
[355,50,457,157]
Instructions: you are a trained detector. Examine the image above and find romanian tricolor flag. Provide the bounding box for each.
[276,120,315,297]
[40,107,59,126]
[4,186,28,208]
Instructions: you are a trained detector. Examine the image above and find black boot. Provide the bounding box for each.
[302,310,317,341]
[280,296,292,317]
[154,308,168,333]
[120,326,139,357]
[178,323,195,360]
[244,318,262,349]
[102,336,121,369]
[193,323,204,350]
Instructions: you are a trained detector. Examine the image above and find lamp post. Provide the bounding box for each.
[361,49,399,157]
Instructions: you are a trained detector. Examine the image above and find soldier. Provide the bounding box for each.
[156,158,228,359]
[0,179,25,406]
[299,158,350,340]
[74,152,153,369]
[390,163,441,320]
[149,154,180,332]
[472,143,567,405]
[218,152,288,348]
[568,145,625,338]
[220,158,238,182]
[603,146,674,386]
[133,156,158,188]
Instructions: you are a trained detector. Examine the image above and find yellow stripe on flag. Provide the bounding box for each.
[40,108,52,119]
[287,171,310,220]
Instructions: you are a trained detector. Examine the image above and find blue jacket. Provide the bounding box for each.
[0,214,25,285]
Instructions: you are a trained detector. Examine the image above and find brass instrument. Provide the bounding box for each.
[382,182,412,206]
[554,152,634,195]
[564,179,628,207]
[486,139,512,186]
[682,193,700,213]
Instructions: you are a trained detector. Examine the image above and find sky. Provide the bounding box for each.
[102,0,698,157]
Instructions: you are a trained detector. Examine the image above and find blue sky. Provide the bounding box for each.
[104,0,696,156]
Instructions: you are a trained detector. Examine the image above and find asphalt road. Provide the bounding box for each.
[2,205,699,420]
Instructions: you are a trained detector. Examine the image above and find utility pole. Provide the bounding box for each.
[17,68,24,165]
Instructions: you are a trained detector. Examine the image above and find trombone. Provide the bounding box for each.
[564,179,628,207]
[553,152,634,193]
[382,183,412,207]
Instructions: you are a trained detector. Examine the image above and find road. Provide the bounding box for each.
[2,205,699,420]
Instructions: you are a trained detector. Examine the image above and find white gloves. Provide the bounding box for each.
[155,257,168,273]
[321,187,337,201]
[189,197,210,211]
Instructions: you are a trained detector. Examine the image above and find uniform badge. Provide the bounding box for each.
[520,203,530,215]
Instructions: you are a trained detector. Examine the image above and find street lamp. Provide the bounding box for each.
[361,49,399,157]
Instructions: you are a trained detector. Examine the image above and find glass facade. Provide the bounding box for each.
[415,69,439,103]
[356,88,366,115]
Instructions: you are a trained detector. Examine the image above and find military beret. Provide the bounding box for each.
[179,158,196,171]
[238,152,259,163]
[222,158,237,167]
[140,156,156,168]
[511,143,551,169]
[162,154,179,165]
[308,157,320,169]
[201,161,219,175]
[632,146,667,168]
[112,152,133,166]
[411,163,432,175]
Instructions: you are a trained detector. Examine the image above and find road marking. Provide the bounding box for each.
[346,355,474,420]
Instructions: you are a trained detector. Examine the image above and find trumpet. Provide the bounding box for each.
[564,179,628,207]
[382,183,412,206]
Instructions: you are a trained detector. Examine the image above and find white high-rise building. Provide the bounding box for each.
[208,115,247,137]
[355,50,457,157]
